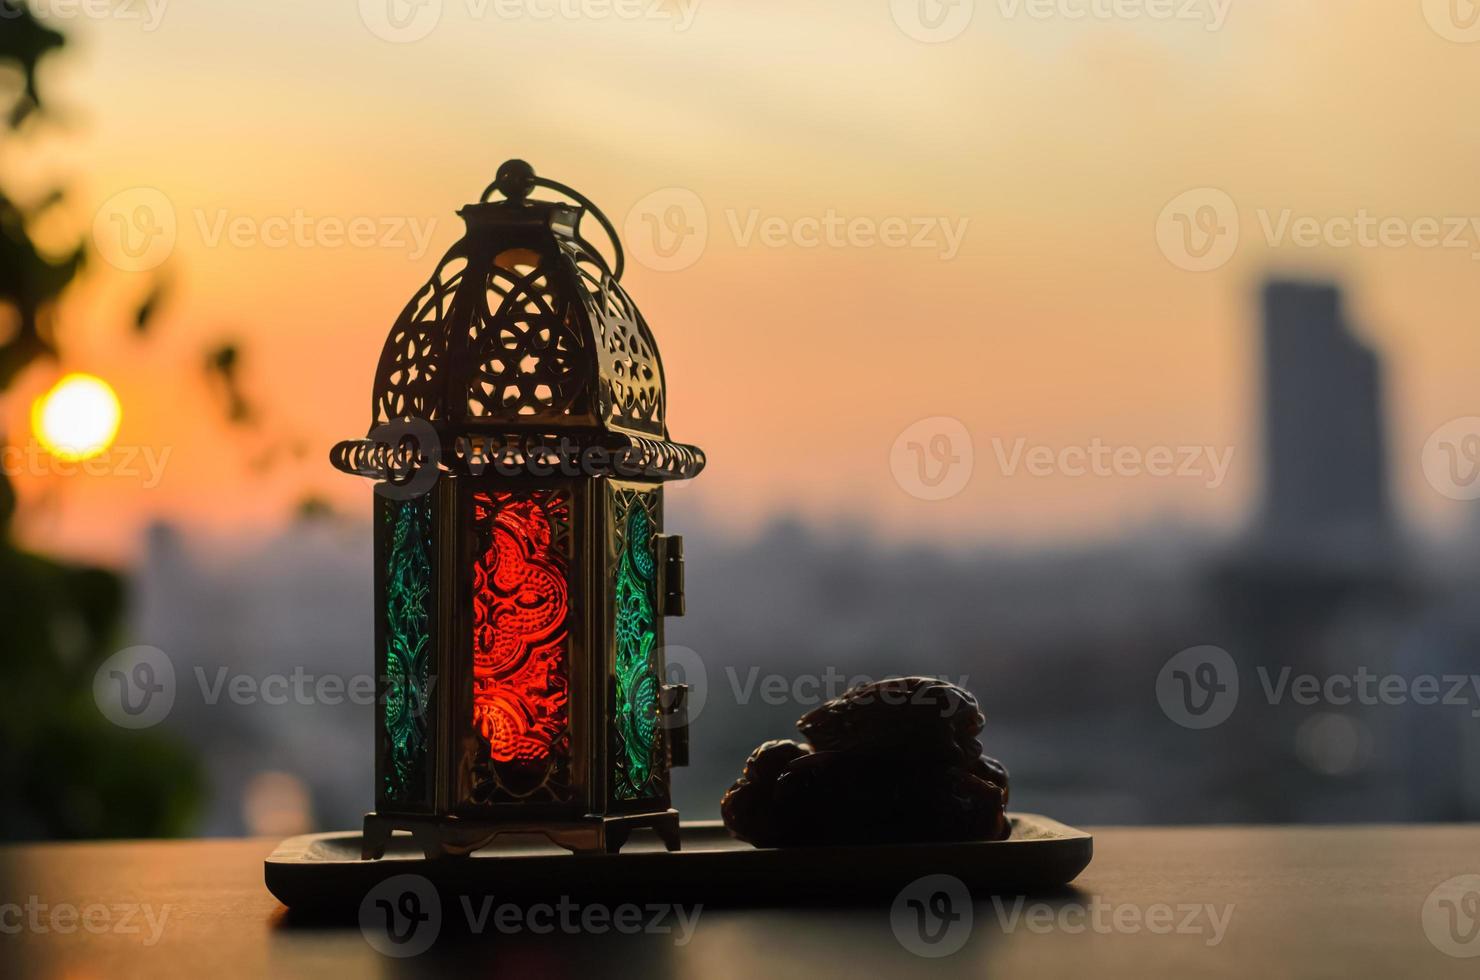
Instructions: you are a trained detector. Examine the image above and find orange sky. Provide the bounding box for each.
[5,0,1480,563]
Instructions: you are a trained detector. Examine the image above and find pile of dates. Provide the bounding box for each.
[720,676,1011,847]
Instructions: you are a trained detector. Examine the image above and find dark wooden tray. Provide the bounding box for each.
[265,814,1091,914]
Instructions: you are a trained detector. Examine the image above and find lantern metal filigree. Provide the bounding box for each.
[333,160,704,857]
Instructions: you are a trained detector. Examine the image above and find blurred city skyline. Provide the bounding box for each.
[4,1,1480,567]
[114,270,1480,836]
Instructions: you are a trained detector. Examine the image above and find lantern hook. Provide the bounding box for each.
[481,159,626,282]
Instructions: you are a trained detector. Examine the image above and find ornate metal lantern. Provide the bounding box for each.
[332,161,704,857]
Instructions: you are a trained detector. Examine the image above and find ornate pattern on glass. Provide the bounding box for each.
[469,489,572,802]
[383,495,435,803]
[612,490,664,801]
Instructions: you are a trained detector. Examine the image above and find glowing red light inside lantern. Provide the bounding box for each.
[470,490,570,768]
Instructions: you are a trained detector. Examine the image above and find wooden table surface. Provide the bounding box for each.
[3,826,1479,978]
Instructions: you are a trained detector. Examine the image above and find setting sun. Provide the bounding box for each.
[31,373,123,462]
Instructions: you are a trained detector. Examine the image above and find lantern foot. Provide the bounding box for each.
[361,815,393,860]
[603,810,682,854]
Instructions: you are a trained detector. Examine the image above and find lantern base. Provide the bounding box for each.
[360,809,682,859]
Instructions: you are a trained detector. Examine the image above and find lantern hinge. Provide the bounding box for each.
[658,533,685,617]
[661,683,690,767]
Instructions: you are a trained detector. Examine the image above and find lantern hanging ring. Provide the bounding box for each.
[480,159,626,282]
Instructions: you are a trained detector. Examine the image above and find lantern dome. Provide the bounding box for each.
[332,160,705,484]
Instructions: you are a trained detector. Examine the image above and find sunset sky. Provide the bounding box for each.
[6,0,1480,563]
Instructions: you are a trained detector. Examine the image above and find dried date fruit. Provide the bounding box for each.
[720,677,1013,847]
[770,750,1008,846]
[719,739,811,847]
[971,754,1010,806]
[796,676,985,767]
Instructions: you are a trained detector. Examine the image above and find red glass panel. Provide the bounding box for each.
[470,490,570,790]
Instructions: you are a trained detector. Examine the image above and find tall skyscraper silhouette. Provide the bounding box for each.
[1208,279,1404,820]
[1258,279,1392,568]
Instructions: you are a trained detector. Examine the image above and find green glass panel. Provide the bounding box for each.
[383,495,434,804]
[613,493,662,801]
